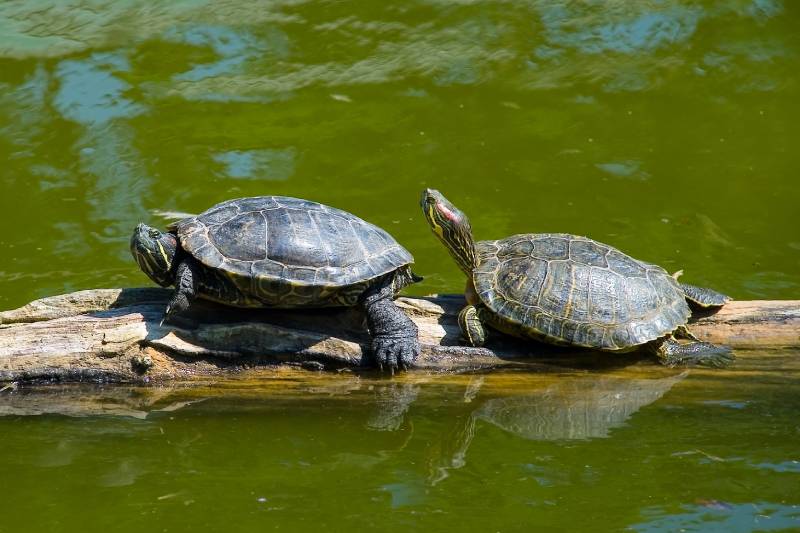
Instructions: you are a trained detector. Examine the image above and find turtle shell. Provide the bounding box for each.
[174,196,413,307]
[472,233,690,351]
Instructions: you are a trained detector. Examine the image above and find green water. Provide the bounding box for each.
[0,1,799,531]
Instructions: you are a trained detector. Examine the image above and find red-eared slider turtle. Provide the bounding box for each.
[420,189,733,367]
[131,196,421,370]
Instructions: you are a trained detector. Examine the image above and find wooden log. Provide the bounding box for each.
[0,288,798,383]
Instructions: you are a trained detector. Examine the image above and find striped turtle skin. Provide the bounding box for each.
[473,233,690,351]
[173,196,414,308]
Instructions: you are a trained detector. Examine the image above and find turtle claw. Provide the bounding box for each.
[372,336,419,372]
[372,341,395,371]
[398,343,420,370]
[160,313,199,331]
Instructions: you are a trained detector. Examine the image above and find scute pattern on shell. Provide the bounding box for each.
[473,233,691,350]
[175,196,413,306]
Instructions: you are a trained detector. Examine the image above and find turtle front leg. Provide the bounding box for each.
[458,305,488,347]
[361,280,420,371]
[650,336,734,368]
[162,259,200,328]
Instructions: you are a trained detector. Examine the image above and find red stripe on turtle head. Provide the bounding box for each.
[436,202,459,222]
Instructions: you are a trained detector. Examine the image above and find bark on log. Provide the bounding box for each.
[0,288,798,383]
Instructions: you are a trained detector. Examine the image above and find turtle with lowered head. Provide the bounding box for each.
[420,188,733,367]
[131,196,421,371]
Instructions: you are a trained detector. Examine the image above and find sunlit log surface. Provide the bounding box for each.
[0,288,798,383]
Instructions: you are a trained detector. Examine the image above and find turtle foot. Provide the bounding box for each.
[656,338,734,368]
[372,336,420,372]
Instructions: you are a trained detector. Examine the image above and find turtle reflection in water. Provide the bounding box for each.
[131,196,421,370]
[421,189,733,367]
[429,372,687,484]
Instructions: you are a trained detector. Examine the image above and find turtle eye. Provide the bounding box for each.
[148,228,160,239]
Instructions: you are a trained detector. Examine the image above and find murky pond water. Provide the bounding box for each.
[0,1,798,531]
[2,367,799,532]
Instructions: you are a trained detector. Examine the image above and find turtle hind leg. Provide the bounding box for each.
[458,305,488,347]
[680,283,730,309]
[652,337,734,368]
[361,277,420,371]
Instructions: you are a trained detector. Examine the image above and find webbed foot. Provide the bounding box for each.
[654,338,734,368]
[372,335,420,372]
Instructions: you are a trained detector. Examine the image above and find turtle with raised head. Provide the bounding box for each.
[131,196,421,370]
[420,189,733,367]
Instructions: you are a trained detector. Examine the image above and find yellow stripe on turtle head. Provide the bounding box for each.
[157,242,171,267]
[427,204,444,238]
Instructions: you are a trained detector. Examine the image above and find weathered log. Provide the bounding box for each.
[0,288,798,383]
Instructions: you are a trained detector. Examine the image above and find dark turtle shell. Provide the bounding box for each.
[473,233,690,351]
[174,196,413,307]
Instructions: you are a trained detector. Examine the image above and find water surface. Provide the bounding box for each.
[0,1,798,531]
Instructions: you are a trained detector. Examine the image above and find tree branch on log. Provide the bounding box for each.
[0,288,798,383]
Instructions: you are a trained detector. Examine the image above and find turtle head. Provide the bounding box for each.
[130,223,179,287]
[420,188,476,274]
